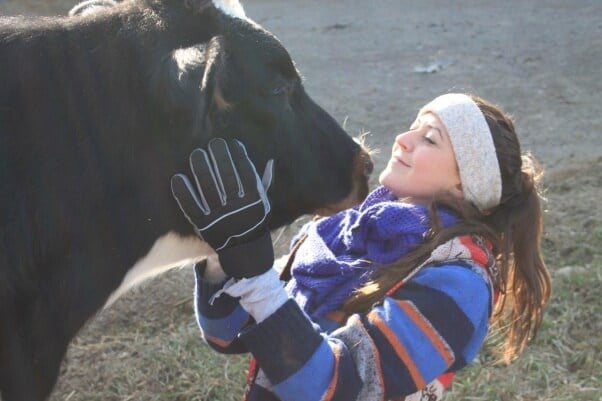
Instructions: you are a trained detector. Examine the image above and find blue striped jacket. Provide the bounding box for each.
[194,253,494,401]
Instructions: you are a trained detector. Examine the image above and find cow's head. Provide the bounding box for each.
[72,0,373,228]
[196,23,373,227]
[197,3,373,227]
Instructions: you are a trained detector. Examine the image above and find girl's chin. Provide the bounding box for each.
[377,168,390,185]
[378,168,396,187]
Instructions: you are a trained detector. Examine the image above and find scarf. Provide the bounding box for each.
[285,186,457,319]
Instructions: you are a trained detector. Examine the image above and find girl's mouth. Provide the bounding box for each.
[393,155,410,167]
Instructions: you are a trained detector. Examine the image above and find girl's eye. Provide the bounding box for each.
[424,134,436,145]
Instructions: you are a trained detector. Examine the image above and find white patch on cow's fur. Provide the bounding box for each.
[104,232,214,308]
[212,0,247,20]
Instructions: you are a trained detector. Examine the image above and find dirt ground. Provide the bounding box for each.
[1,0,601,400]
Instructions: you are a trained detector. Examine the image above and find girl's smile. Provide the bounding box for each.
[391,153,410,167]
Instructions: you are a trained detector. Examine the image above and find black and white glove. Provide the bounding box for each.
[171,138,274,279]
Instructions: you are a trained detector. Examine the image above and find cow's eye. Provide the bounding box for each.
[272,85,288,96]
[270,78,295,97]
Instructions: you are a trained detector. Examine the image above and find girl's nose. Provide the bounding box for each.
[395,131,413,151]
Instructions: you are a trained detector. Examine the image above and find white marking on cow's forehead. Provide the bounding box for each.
[104,232,214,308]
[212,0,247,20]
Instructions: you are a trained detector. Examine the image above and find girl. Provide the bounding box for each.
[171,93,551,401]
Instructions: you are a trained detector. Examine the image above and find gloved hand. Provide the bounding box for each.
[171,138,274,278]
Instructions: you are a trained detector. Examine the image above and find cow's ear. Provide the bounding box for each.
[68,0,117,17]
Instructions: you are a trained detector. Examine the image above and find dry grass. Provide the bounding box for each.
[53,269,250,401]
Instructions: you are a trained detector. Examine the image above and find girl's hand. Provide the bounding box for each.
[171,138,274,278]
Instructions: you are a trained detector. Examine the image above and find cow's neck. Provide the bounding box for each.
[96,120,213,305]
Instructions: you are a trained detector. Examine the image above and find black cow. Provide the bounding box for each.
[0,0,372,399]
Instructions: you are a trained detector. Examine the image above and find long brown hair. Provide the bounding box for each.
[342,95,551,363]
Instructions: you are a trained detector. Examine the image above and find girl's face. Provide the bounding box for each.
[379,112,463,200]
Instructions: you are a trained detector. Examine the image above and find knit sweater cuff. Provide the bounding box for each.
[238,299,323,384]
[194,262,240,319]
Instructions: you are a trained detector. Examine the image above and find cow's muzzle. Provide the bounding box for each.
[314,146,373,216]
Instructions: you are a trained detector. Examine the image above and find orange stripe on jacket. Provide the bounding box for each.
[204,334,232,348]
[396,301,455,366]
[368,311,425,390]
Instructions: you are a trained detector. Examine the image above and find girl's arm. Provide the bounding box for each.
[238,262,493,401]
[193,254,292,354]
[193,262,251,354]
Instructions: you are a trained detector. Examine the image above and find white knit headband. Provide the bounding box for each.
[419,93,502,211]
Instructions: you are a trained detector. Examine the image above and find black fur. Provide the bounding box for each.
[0,1,371,399]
